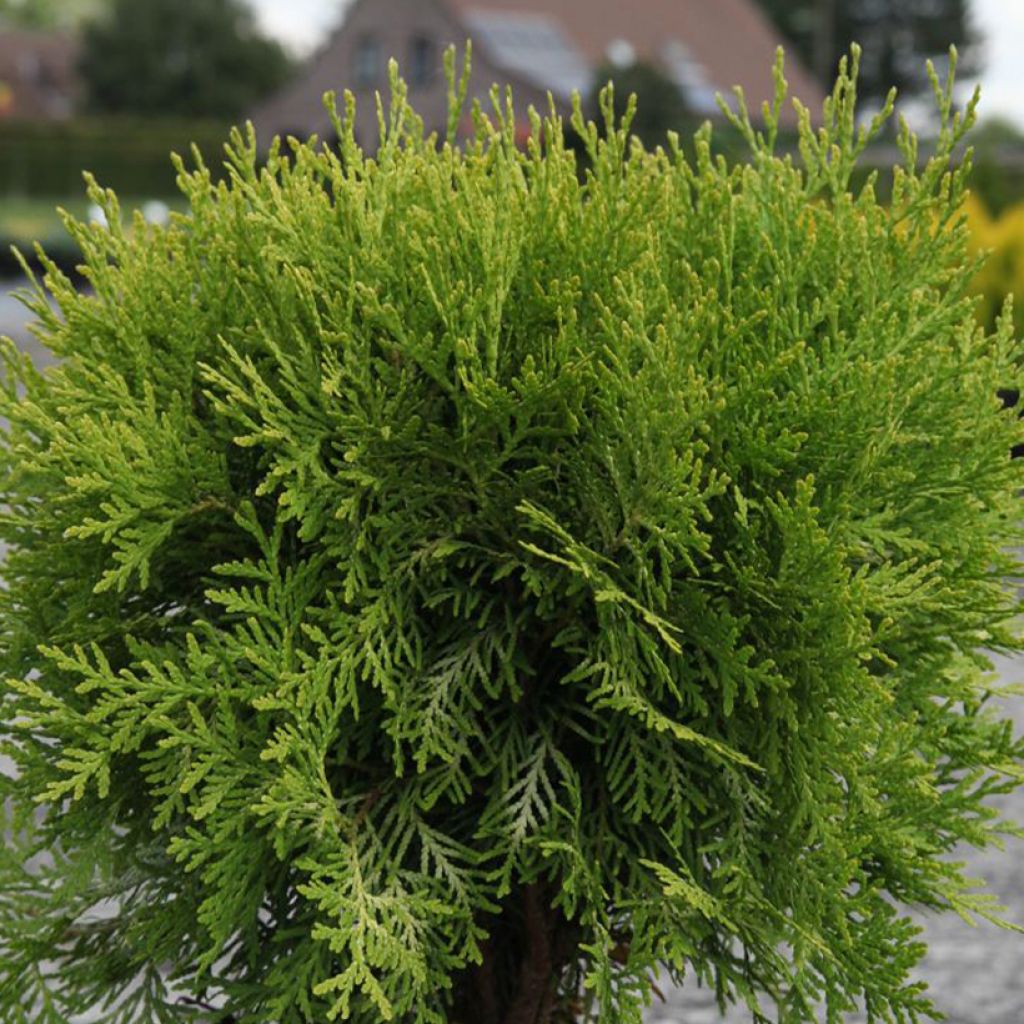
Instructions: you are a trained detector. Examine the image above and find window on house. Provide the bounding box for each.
[409,35,434,88]
[354,35,380,89]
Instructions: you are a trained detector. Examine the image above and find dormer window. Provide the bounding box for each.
[409,35,435,88]
[354,34,380,89]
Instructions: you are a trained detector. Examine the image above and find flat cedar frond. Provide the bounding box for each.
[1,44,1022,1024]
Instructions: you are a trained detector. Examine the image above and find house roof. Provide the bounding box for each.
[461,9,591,101]
[450,0,825,122]
[251,0,825,145]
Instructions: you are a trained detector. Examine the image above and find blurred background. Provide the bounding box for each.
[2,0,1024,339]
[0,2,1021,1022]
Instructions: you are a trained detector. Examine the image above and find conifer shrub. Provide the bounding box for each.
[2,48,1023,1024]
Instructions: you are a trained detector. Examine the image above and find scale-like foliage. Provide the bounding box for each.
[1,46,1023,1024]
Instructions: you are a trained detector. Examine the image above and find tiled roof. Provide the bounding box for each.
[452,0,826,123]
[461,9,591,101]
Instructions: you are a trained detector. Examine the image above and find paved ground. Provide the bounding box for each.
[2,285,1022,1022]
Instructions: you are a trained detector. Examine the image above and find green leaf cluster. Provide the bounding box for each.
[1,46,1023,1024]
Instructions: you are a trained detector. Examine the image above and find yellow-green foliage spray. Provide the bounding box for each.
[1,47,1022,1024]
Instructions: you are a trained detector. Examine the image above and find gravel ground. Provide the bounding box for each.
[0,283,53,369]
[2,285,1022,1022]
[659,654,1024,1024]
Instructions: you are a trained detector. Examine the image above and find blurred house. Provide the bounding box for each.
[0,30,79,121]
[253,0,825,146]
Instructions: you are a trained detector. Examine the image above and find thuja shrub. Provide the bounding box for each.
[2,48,1023,1024]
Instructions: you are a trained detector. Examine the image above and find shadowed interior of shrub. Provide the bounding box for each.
[1,45,1023,1024]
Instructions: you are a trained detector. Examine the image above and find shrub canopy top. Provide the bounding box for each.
[1,46,1022,1024]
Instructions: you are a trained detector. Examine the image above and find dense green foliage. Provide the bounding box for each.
[756,0,976,105]
[80,0,293,119]
[2,48,1023,1024]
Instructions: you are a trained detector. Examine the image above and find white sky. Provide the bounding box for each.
[246,0,1024,127]
[969,0,1024,125]
[247,0,349,56]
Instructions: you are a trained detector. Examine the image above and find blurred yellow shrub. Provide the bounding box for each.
[964,193,1024,334]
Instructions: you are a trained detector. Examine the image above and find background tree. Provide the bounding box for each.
[0,0,104,29]
[966,116,1024,217]
[756,0,977,106]
[80,0,293,120]
[586,61,697,149]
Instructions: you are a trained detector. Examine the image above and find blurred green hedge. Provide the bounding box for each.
[0,118,230,198]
